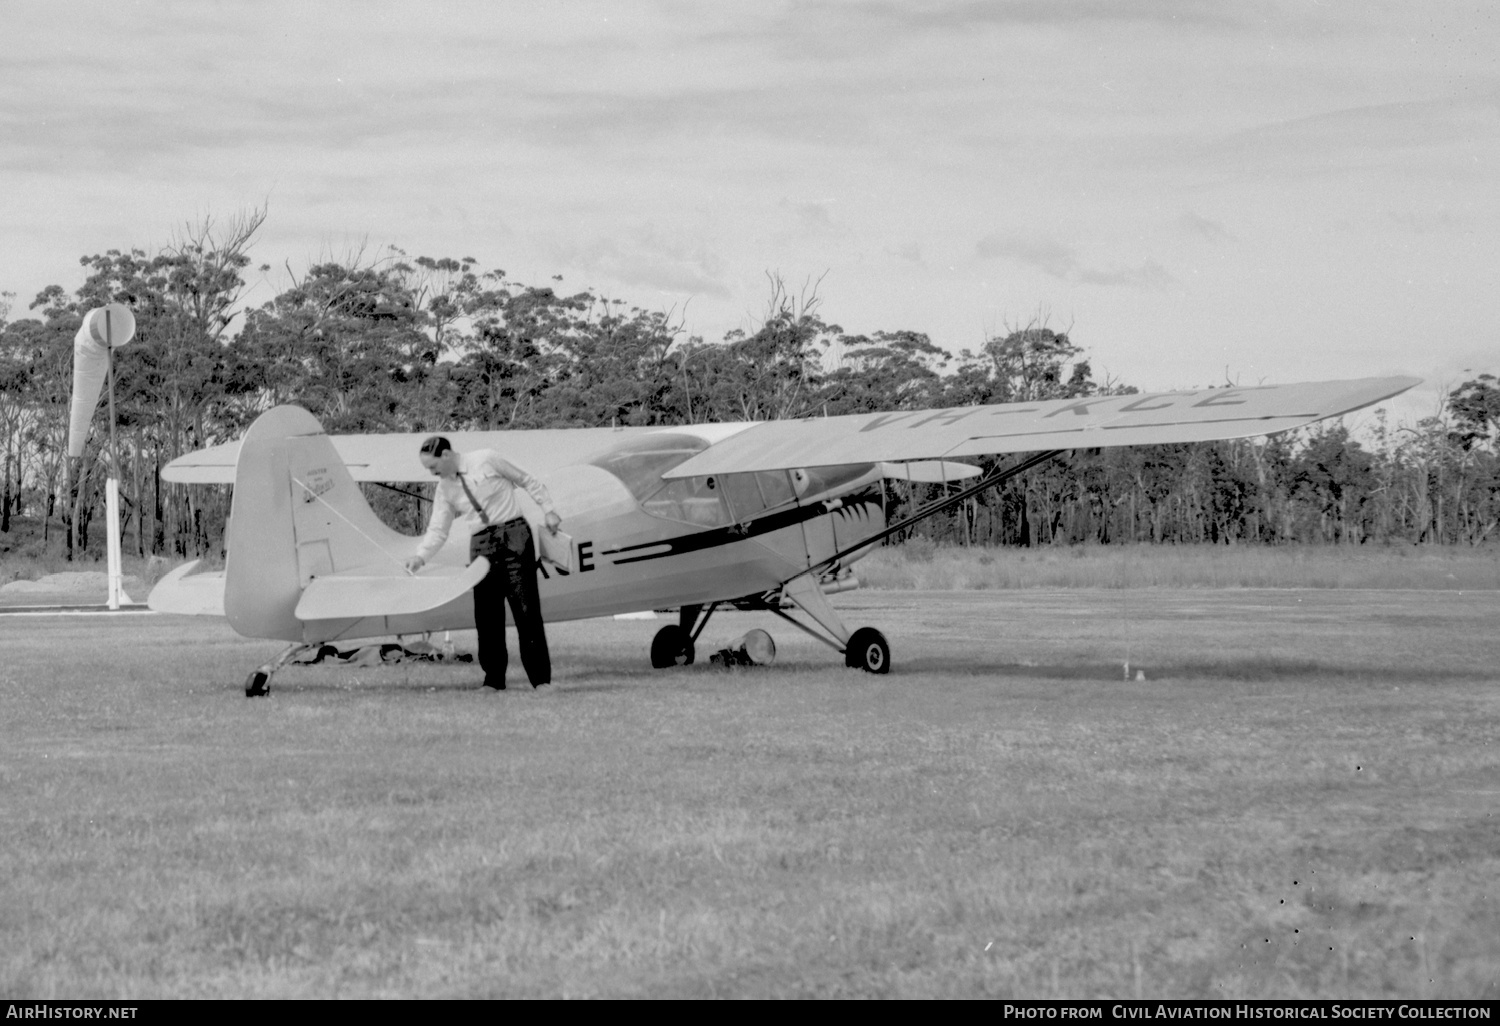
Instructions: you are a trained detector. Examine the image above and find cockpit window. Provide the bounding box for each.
[593,434,733,527]
[641,475,732,527]
[591,434,709,502]
[793,464,876,498]
[592,435,875,529]
[719,470,797,521]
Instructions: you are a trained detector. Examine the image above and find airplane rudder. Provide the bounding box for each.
[223,406,325,640]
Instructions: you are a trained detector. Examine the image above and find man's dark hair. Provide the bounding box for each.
[419,435,453,457]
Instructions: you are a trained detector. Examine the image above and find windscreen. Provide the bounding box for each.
[591,434,710,502]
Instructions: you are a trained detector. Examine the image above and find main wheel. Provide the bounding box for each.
[844,627,890,674]
[245,669,271,697]
[650,624,696,668]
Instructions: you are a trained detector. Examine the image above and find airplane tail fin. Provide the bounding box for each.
[224,405,413,641]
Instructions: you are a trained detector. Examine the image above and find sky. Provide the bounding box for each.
[3,0,1497,429]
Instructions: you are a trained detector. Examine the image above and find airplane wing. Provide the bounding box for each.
[664,376,1420,478]
[161,424,671,484]
[162,377,1415,485]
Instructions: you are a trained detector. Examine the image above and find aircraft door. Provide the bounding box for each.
[792,465,883,567]
[798,492,837,568]
[719,469,813,571]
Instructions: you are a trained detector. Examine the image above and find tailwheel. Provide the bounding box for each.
[245,669,272,697]
[844,627,890,674]
[650,624,696,668]
[243,643,315,697]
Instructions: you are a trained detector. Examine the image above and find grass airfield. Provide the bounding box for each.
[3,586,1499,998]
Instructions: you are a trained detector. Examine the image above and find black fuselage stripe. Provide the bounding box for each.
[605,490,880,565]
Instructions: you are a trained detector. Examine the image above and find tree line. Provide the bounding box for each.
[1,211,1497,563]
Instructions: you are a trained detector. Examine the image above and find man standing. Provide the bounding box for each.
[404,436,562,690]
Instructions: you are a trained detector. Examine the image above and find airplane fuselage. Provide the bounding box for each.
[244,414,889,646]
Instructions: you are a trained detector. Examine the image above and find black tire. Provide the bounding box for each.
[245,670,271,697]
[650,625,696,668]
[844,627,890,674]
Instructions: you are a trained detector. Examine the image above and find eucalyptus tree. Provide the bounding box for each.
[1444,376,1500,542]
[676,274,840,424]
[446,276,585,429]
[540,298,688,427]
[1448,374,1500,451]
[18,209,269,558]
[0,315,69,539]
[229,256,430,434]
[821,330,949,415]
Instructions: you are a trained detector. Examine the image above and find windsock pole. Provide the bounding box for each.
[69,304,136,606]
[105,309,122,610]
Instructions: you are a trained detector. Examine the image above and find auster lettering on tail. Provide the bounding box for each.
[299,468,334,503]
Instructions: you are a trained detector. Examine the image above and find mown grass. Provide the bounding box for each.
[5,542,1499,606]
[2,589,1498,998]
[858,541,1500,591]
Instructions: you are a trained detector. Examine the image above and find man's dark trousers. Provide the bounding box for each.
[469,517,550,687]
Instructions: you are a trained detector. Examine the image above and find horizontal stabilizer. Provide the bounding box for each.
[147,559,226,616]
[294,558,489,622]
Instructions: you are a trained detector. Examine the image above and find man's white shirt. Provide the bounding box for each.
[414,449,556,563]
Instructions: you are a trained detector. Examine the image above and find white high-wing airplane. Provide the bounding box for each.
[150,376,1418,695]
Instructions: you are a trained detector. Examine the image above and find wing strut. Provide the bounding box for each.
[791,448,1066,585]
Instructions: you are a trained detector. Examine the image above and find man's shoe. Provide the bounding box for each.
[483,677,506,691]
[532,680,551,690]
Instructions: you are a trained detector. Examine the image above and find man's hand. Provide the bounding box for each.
[404,555,425,575]
[544,511,562,535]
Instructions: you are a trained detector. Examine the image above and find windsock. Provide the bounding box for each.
[67,304,135,458]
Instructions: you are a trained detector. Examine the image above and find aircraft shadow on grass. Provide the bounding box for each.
[224,676,642,697]
[219,655,1489,697]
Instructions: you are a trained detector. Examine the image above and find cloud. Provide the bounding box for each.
[1178,211,1232,242]
[775,199,849,242]
[1199,94,1500,182]
[552,226,732,300]
[849,0,1252,30]
[888,241,924,264]
[976,235,1174,289]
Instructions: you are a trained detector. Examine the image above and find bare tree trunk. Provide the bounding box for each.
[69,458,89,561]
[1,448,10,534]
[154,448,164,555]
[130,428,143,557]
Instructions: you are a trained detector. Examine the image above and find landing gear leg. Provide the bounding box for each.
[775,576,892,674]
[244,643,315,697]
